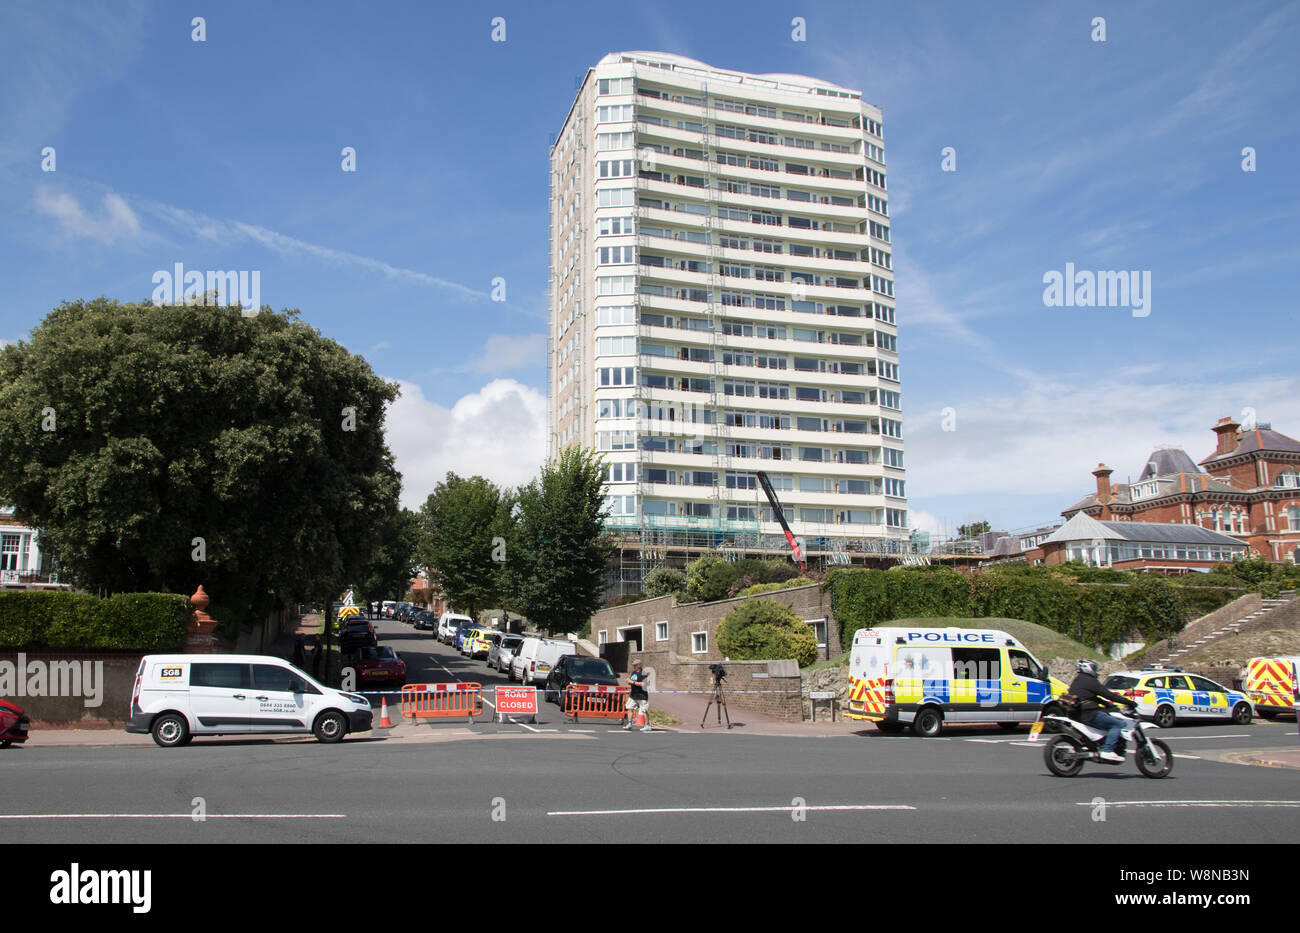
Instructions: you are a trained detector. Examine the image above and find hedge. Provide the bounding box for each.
[716,598,819,667]
[0,591,189,650]
[827,567,1241,654]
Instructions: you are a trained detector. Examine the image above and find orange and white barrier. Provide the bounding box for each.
[562,684,630,722]
[400,683,484,723]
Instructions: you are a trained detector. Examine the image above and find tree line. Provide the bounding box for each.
[0,299,612,639]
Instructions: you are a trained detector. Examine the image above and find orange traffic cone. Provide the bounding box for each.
[635,708,648,729]
[379,695,393,728]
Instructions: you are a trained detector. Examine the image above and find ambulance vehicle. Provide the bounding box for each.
[847,626,1068,737]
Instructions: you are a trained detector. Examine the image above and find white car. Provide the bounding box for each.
[437,613,474,645]
[511,637,577,685]
[126,654,372,747]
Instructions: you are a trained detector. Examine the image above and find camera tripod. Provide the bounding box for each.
[700,673,732,729]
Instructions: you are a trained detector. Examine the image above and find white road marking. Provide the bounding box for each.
[547,804,917,816]
[0,813,346,820]
[1074,800,1300,809]
[1158,734,1251,740]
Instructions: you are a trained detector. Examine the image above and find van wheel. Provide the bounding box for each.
[152,713,190,748]
[313,711,347,743]
[1231,703,1252,725]
[911,707,943,737]
[1258,708,1278,719]
[997,722,1020,731]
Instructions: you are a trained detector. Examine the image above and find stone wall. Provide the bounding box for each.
[636,654,803,722]
[0,650,146,726]
[591,583,840,669]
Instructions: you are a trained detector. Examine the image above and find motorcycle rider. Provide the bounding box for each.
[1067,659,1133,763]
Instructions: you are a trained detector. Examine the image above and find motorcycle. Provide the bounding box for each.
[1033,703,1173,778]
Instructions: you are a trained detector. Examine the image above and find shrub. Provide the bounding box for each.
[604,593,646,608]
[0,591,188,650]
[642,567,687,599]
[716,598,818,667]
[685,554,736,602]
[826,566,1237,654]
[736,577,818,598]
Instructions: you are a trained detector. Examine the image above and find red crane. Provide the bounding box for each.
[755,470,806,575]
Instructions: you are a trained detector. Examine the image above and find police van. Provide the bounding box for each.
[846,626,1068,736]
[126,654,373,747]
[1244,656,1300,719]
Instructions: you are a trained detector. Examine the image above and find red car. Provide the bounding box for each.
[352,645,406,687]
[0,698,30,747]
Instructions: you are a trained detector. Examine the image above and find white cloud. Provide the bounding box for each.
[469,333,547,375]
[385,378,548,509]
[34,188,141,243]
[906,370,1300,507]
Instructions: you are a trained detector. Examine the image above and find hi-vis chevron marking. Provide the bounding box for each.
[846,675,888,720]
[1246,659,1296,710]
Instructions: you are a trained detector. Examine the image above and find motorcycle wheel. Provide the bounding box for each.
[1044,735,1086,777]
[1136,738,1174,778]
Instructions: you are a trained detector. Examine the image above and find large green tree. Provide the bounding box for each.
[512,446,614,634]
[417,473,506,620]
[0,298,401,626]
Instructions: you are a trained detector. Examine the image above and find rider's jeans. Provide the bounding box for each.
[1087,711,1125,753]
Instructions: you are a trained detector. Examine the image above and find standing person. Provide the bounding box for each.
[625,661,652,732]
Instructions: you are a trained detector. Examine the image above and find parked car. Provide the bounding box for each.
[352,645,406,688]
[438,613,474,644]
[512,637,577,686]
[545,655,620,704]
[0,697,30,747]
[489,634,526,674]
[1105,668,1254,727]
[454,620,478,653]
[462,628,493,660]
[412,610,438,631]
[339,619,378,652]
[127,655,372,746]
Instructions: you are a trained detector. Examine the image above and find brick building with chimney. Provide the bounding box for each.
[1061,417,1300,565]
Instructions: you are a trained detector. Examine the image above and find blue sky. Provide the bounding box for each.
[2,0,1297,537]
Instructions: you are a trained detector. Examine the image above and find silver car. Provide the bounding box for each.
[489,633,525,674]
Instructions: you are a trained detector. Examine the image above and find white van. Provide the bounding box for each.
[437,612,474,645]
[511,637,577,685]
[126,654,373,747]
[846,626,1068,737]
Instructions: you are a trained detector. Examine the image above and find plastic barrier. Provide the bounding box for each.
[562,684,631,722]
[400,683,484,723]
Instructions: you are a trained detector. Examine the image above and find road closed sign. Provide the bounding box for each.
[496,686,538,720]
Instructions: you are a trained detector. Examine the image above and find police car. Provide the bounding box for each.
[1103,666,1253,728]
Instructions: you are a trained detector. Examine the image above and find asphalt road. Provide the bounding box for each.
[3,616,1298,844]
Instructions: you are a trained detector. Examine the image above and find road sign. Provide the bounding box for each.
[496,686,538,721]
[809,691,837,700]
